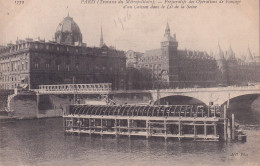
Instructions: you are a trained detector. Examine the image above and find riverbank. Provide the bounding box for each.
[0,115,17,123]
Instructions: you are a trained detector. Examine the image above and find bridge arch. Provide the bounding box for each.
[154,95,207,105]
[221,93,260,123]
[220,92,260,107]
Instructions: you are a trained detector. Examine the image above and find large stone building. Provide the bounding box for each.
[0,15,126,90]
[126,23,260,88]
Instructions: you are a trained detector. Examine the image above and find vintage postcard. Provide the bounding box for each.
[0,0,259,165]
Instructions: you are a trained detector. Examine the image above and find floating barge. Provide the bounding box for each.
[63,104,227,141]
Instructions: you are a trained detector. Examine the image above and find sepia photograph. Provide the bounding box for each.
[0,0,259,165]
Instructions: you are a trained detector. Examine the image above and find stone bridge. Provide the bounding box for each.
[34,83,260,106]
[147,86,260,106]
[111,86,260,106]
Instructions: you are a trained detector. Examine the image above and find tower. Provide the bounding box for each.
[226,45,237,85]
[215,43,228,85]
[160,22,178,48]
[100,26,104,47]
[160,22,179,88]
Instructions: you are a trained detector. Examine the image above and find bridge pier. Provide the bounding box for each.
[224,105,228,141]
[36,92,40,118]
[227,93,230,108]
[232,114,235,140]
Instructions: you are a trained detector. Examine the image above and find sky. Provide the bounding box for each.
[0,0,259,58]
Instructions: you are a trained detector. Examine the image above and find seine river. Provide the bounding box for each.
[1,109,260,166]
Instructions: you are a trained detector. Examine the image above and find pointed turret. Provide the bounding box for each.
[164,22,171,37]
[215,43,228,85]
[100,26,104,47]
[246,46,254,62]
[215,43,225,60]
[226,45,236,61]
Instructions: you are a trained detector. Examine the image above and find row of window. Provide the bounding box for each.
[33,43,79,53]
[0,42,81,54]
[1,75,23,82]
[0,61,29,72]
[33,62,125,72]
[0,83,21,90]
[4,43,30,54]
[137,64,162,69]
[139,55,167,63]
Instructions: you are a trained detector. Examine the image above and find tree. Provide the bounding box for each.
[126,67,153,90]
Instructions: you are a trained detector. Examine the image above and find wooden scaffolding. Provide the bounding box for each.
[63,104,224,141]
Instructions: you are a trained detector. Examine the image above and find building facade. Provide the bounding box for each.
[0,15,126,90]
[128,23,260,89]
[125,50,144,68]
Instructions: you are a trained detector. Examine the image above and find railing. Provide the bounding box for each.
[37,83,112,94]
[34,84,259,94]
[110,85,260,94]
[150,85,260,93]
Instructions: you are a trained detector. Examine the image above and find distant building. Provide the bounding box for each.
[125,50,144,68]
[216,46,260,86]
[127,23,260,88]
[0,15,126,90]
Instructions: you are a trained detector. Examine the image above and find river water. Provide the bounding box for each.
[1,112,260,166]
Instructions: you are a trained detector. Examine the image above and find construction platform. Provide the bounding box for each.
[63,104,225,141]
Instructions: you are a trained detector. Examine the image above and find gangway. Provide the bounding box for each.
[35,83,112,94]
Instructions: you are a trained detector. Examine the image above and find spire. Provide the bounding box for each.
[161,21,178,47]
[164,22,171,37]
[100,25,104,47]
[215,43,225,60]
[66,5,70,17]
[246,46,254,62]
[227,44,236,60]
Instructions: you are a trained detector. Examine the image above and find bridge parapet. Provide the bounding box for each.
[150,85,260,106]
[35,83,112,94]
[152,85,260,93]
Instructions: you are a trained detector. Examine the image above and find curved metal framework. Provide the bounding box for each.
[67,104,220,117]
